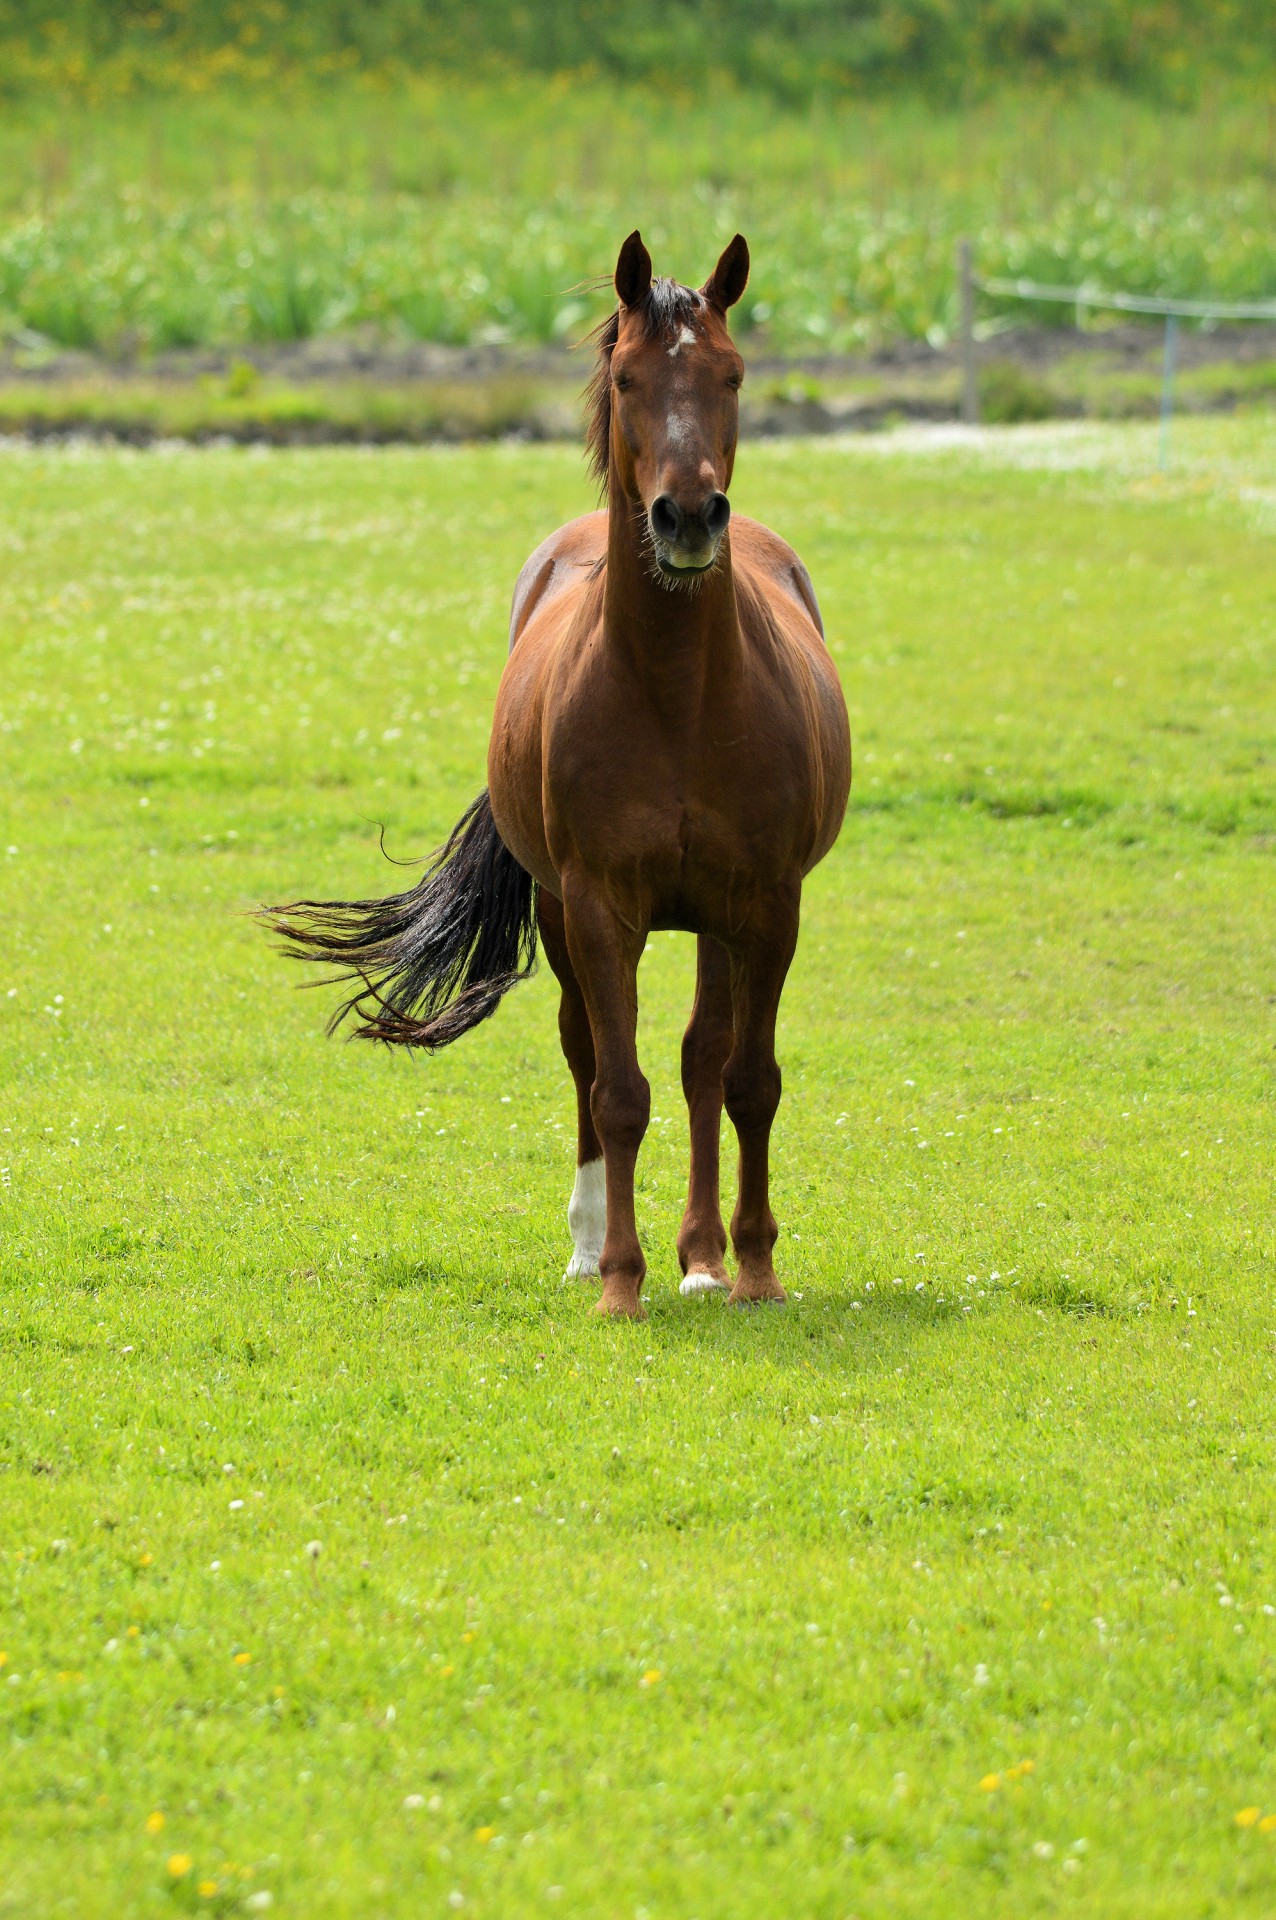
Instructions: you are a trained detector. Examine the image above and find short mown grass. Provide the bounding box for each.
[2,418,1275,1917]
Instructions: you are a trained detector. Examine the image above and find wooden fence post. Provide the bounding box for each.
[957,237,978,425]
[1158,312,1178,473]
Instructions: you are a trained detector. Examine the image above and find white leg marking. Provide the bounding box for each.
[679,1270,730,1299]
[565,1158,606,1279]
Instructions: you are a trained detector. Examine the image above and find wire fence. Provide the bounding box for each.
[955,240,1276,465]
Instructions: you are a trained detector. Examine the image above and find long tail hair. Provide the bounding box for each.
[258,790,537,1048]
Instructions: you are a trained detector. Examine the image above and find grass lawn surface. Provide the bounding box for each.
[1,418,1274,1917]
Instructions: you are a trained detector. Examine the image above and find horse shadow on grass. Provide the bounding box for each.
[360,1221,1129,1384]
[368,1238,974,1382]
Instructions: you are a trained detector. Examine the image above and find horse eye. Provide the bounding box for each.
[613,373,631,391]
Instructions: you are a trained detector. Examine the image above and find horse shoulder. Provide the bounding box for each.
[507,511,608,653]
[492,518,608,893]
[730,519,850,868]
[729,513,825,639]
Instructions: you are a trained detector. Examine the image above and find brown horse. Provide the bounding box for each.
[262,232,850,1317]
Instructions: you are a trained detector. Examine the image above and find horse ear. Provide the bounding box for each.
[703,233,749,312]
[614,230,653,309]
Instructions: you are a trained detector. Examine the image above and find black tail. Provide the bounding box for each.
[258,790,538,1048]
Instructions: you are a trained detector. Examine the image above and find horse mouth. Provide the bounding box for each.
[654,545,720,582]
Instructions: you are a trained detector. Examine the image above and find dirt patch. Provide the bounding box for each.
[8,321,1276,387]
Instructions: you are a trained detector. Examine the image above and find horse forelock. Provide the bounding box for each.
[583,279,708,491]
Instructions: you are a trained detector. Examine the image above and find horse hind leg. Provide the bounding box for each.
[722,899,800,1306]
[538,893,604,1280]
[676,936,733,1298]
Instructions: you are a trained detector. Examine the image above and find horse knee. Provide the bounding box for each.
[722,1055,780,1135]
[681,1017,730,1100]
[592,1069,650,1153]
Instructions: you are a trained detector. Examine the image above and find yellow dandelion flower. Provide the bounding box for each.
[168,1854,193,1878]
[0,1653,8,1668]
[198,1879,218,1898]
[138,1553,153,1568]
[146,1811,165,1835]
[475,1826,495,1844]
[273,1685,285,1698]
[1236,1807,1261,1827]
[640,1669,662,1687]
[461,1631,476,1643]
[979,1773,1002,1792]
[233,1651,251,1666]
[1259,1815,1276,1834]
[440,1663,454,1677]
[127,1625,140,1638]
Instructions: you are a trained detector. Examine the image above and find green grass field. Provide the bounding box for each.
[2,417,1275,1917]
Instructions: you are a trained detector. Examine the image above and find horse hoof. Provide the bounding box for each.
[565,1252,601,1280]
[679,1271,730,1299]
[726,1281,787,1307]
[593,1290,646,1319]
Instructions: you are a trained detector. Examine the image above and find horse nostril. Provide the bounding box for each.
[650,494,683,543]
[701,491,731,540]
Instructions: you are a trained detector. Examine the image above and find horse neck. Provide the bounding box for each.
[602,481,739,688]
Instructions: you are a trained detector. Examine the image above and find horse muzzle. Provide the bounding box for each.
[649,490,730,577]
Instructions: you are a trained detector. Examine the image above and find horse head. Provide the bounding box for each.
[592,230,750,583]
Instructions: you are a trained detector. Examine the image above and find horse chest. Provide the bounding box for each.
[549,691,802,852]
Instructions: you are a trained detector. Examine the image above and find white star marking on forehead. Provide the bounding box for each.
[667,325,697,357]
[664,407,695,449]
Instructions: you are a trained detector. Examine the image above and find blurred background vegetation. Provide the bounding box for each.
[0,2,1274,380]
[3,0,1275,100]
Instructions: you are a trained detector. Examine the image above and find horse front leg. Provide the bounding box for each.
[537,891,604,1279]
[561,876,650,1318]
[676,934,733,1296]
[723,892,800,1305]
